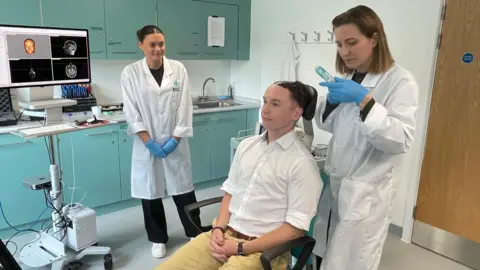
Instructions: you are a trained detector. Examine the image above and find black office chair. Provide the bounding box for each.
[0,239,22,270]
[184,197,316,270]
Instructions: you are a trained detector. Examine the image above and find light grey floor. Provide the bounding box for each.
[5,186,473,270]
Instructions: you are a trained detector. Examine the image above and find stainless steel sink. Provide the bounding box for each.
[193,100,241,109]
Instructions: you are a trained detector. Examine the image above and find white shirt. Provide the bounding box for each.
[221,130,323,237]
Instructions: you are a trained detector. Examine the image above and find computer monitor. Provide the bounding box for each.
[0,24,90,123]
[0,24,91,89]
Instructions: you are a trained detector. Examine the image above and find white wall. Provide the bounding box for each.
[88,59,232,105]
[231,0,444,241]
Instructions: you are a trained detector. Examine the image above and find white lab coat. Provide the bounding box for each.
[121,57,194,200]
[279,38,300,81]
[312,63,418,270]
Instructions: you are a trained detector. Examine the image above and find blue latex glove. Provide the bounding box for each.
[320,77,369,105]
[327,92,341,105]
[161,137,179,155]
[145,139,167,158]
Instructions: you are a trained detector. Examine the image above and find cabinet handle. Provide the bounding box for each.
[90,49,103,53]
[193,120,209,125]
[108,41,122,45]
[0,141,31,147]
[85,131,117,136]
[112,50,137,54]
[215,118,236,122]
[89,26,103,31]
[178,52,200,56]
[205,52,225,56]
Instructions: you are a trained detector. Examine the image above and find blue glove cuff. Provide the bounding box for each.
[354,88,369,105]
[162,137,179,154]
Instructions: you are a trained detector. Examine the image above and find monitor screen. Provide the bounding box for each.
[0,25,91,89]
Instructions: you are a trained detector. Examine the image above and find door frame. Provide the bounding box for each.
[401,0,446,243]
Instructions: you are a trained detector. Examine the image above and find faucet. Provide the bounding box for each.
[199,77,215,101]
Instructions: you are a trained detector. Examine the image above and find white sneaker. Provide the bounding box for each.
[152,243,167,258]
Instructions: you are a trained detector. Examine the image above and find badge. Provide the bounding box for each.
[173,80,180,91]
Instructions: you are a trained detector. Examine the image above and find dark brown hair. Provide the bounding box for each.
[332,5,394,74]
[136,25,164,42]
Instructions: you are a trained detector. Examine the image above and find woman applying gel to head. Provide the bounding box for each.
[121,25,202,259]
[312,5,419,270]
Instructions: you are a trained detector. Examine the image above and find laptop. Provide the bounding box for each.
[0,88,18,127]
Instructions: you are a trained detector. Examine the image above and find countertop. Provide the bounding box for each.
[0,97,261,135]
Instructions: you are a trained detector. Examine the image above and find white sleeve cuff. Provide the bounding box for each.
[359,102,388,136]
[173,126,193,138]
[220,179,236,195]
[285,210,312,231]
[128,122,146,136]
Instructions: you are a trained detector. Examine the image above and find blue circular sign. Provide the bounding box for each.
[462,52,474,64]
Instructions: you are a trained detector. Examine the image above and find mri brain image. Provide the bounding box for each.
[24,38,35,54]
[65,62,77,78]
[63,40,77,56]
[29,68,36,80]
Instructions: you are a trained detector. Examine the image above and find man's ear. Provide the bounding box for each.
[294,107,303,121]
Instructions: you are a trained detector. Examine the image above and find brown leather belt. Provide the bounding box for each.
[226,226,257,241]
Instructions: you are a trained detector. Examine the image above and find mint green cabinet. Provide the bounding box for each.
[210,111,246,179]
[158,0,201,59]
[0,134,51,230]
[197,1,239,59]
[246,108,259,132]
[59,125,121,208]
[118,123,133,200]
[189,115,211,183]
[105,0,157,59]
[41,0,107,59]
[188,110,247,182]
[0,0,42,26]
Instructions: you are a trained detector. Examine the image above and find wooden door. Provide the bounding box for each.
[413,0,480,268]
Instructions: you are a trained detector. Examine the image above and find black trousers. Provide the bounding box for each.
[141,190,202,244]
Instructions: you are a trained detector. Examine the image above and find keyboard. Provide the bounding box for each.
[18,123,77,138]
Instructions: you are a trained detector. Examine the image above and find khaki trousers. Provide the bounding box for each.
[155,228,289,270]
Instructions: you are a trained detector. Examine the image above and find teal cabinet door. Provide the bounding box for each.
[105,0,157,59]
[209,111,246,179]
[189,115,211,184]
[0,0,41,26]
[118,123,133,200]
[62,125,121,208]
[158,0,201,59]
[0,134,51,230]
[246,108,259,133]
[41,0,107,59]
[198,1,239,59]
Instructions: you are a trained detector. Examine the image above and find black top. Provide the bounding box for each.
[322,72,375,122]
[150,64,165,88]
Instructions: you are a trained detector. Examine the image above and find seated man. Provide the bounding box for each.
[156,81,323,270]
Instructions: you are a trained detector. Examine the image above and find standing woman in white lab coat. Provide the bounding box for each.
[121,25,202,259]
[312,5,418,270]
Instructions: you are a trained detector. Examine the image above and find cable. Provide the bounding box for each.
[4,229,41,257]
[43,189,68,242]
[44,137,53,164]
[70,134,76,207]
[0,201,48,232]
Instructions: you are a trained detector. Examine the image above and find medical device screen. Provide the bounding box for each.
[0,25,91,89]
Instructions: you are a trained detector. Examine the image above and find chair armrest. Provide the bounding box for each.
[184,196,223,233]
[260,236,316,270]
